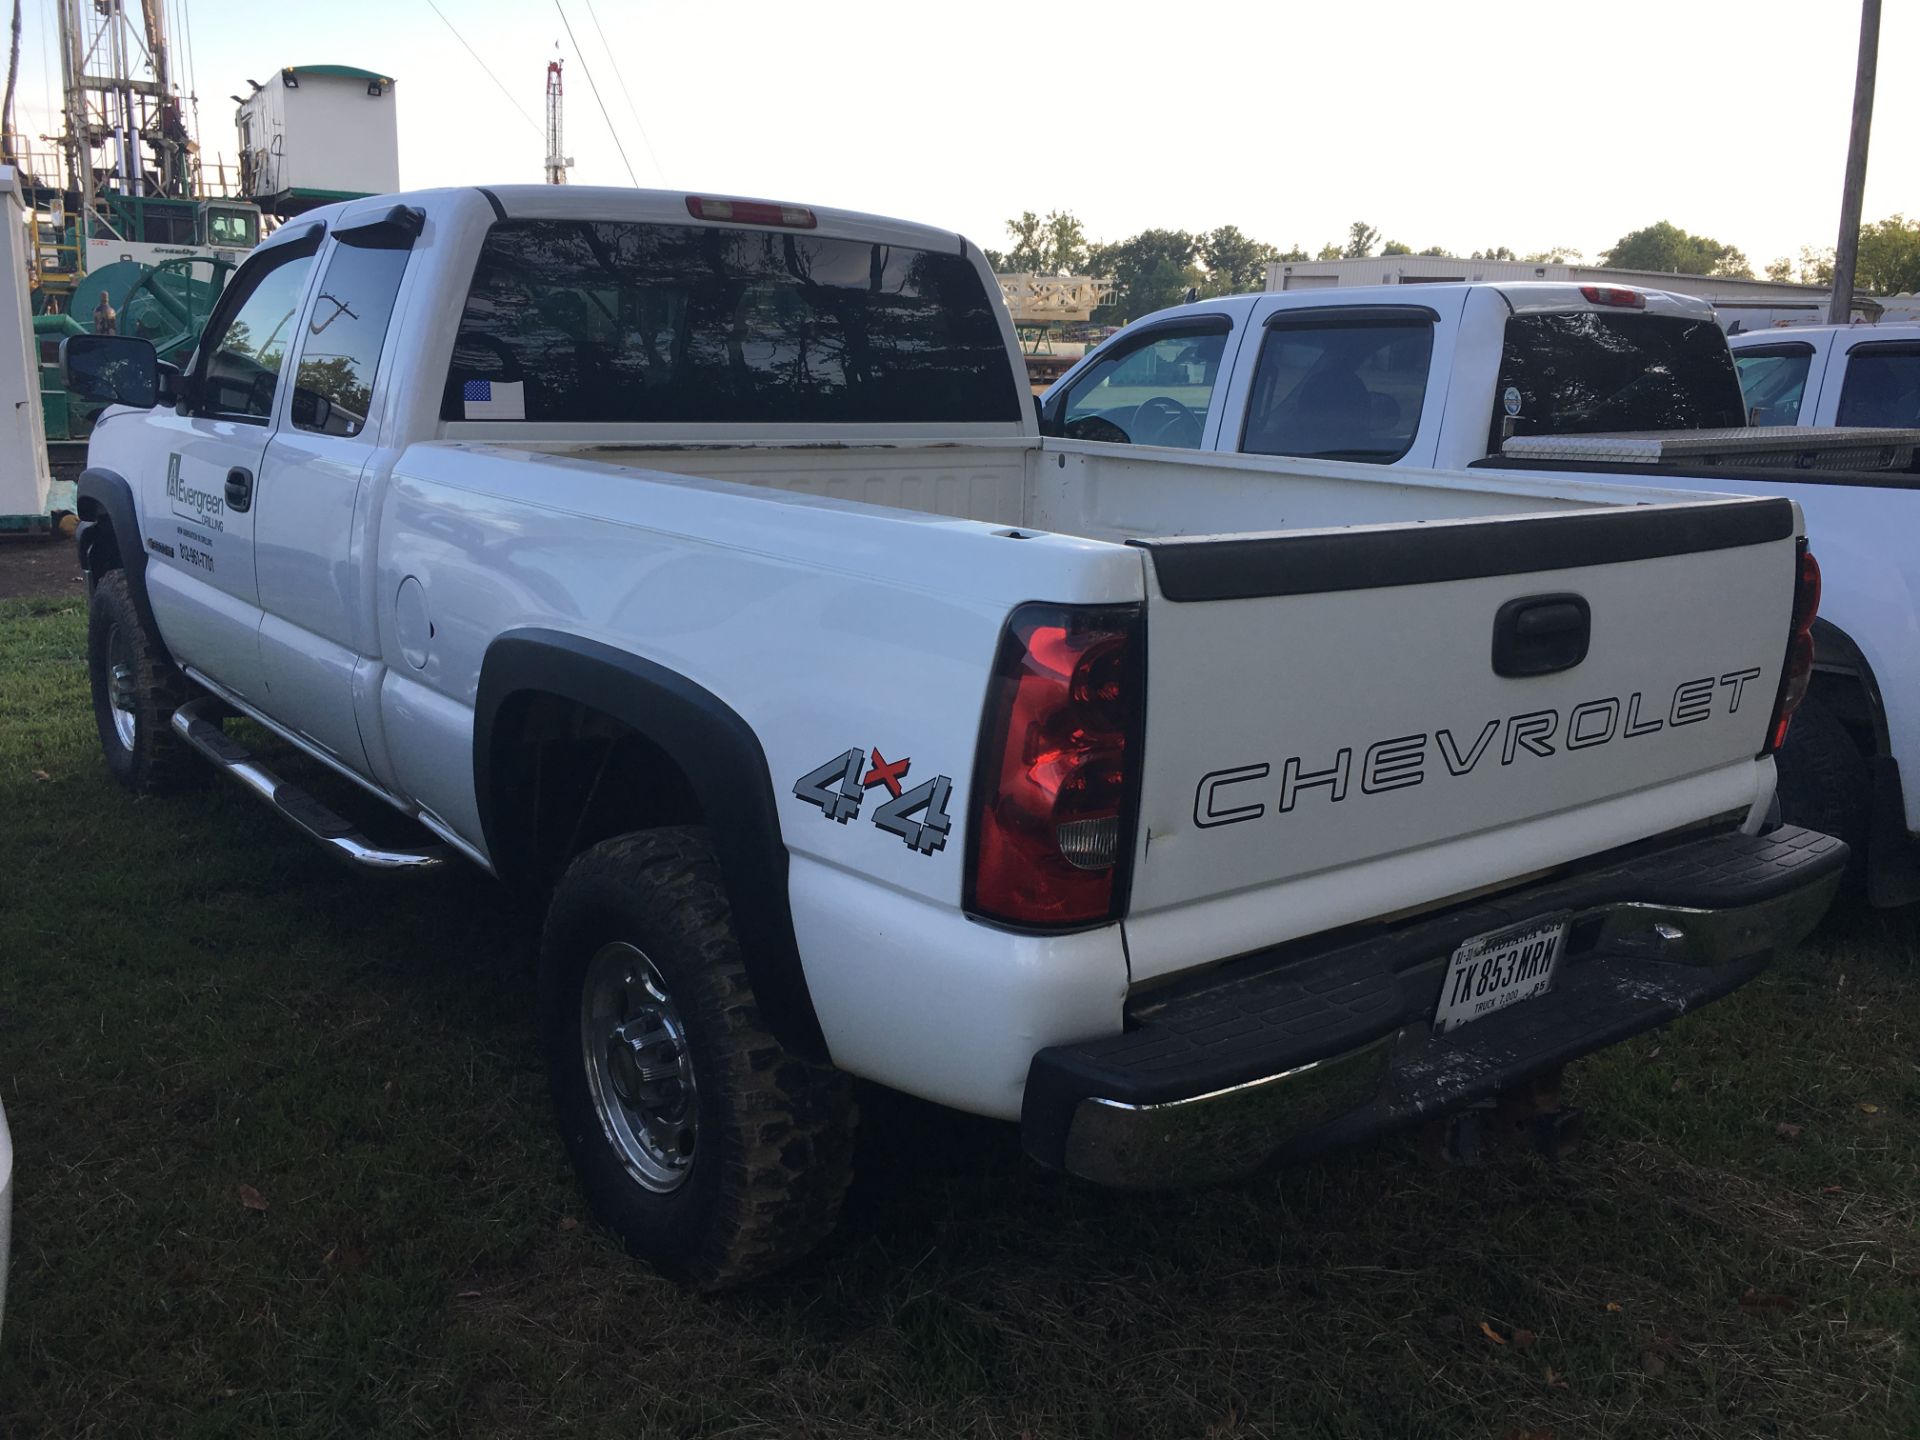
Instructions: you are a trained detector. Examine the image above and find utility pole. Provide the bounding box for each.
[2,0,21,167]
[543,57,572,185]
[1827,0,1880,325]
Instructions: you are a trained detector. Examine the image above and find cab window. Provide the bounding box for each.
[1732,344,1813,427]
[1241,312,1434,462]
[1835,345,1920,428]
[1056,328,1227,448]
[290,240,411,437]
[207,208,261,248]
[195,239,318,421]
[442,219,1018,425]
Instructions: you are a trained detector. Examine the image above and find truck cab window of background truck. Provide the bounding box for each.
[1835,344,1920,428]
[1057,328,1227,448]
[1489,311,1745,455]
[1239,314,1434,462]
[1733,343,1816,427]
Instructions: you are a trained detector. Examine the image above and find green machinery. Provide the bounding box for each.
[31,253,233,482]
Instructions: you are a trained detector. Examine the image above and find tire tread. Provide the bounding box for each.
[543,827,855,1289]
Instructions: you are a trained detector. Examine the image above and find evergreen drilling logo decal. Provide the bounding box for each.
[166,452,225,531]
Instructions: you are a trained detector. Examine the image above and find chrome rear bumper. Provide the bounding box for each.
[1023,825,1845,1188]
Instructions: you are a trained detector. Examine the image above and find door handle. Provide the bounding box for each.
[1491,593,1590,677]
[224,466,254,513]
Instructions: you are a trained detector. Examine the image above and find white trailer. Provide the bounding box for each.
[236,66,400,213]
[0,166,56,529]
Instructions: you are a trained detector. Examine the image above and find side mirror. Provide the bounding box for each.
[157,359,186,410]
[59,334,161,408]
[291,387,333,431]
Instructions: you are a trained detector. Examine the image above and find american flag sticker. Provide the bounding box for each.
[462,378,525,420]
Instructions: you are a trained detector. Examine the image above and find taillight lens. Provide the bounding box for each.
[1762,541,1821,755]
[966,603,1143,929]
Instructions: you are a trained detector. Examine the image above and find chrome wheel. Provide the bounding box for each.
[581,941,698,1193]
[106,624,138,751]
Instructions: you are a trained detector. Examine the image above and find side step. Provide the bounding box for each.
[171,698,451,873]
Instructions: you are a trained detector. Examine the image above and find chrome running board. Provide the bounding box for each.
[171,697,451,873]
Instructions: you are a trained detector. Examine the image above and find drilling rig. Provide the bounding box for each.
[544,58,572,184]
[2,0,263,510]
[13,0,260,298]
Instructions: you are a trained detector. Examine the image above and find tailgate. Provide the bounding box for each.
[1122,496,1800,981]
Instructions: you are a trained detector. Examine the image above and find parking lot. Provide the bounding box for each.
[2,564,1916,1438]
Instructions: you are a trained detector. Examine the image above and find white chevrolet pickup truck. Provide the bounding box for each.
[60,186,1843,1287]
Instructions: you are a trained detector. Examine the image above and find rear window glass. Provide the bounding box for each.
[1733,345,1814,427]
[1241,317,1434,462]
[1835,346,1920,428]
[1493,312,1746,450]
[442,220,1019,425]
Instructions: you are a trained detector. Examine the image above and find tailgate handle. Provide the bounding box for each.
[1492,594,1590,678]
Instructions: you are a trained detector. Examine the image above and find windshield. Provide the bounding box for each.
[1492,311,1746,451]
[206,208,260,248]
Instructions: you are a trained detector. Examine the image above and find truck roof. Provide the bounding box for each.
[1728,322,1920,347]
[1128,280,1717,332]
[257,184,976,258]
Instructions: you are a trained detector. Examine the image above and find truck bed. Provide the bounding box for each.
[390,433,1795,955]
[476,434,1718,543]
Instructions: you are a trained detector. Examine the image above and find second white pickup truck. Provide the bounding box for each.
[61,187,1842,1286]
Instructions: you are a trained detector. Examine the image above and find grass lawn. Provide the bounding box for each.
[1,595,1916,1438]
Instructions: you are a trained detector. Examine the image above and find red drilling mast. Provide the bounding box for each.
[544,59,572,185]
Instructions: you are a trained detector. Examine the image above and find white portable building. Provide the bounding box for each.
[237,66,400,212]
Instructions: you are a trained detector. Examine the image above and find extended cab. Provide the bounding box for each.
[62,189,1843,1286]
[1038,282,1754,468]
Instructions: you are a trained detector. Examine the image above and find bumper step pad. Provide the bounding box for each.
[1025,825,1845,1185]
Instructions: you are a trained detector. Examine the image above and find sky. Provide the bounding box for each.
[9,0,1915,270]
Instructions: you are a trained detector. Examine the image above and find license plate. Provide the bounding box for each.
[1433,914,1569,1034]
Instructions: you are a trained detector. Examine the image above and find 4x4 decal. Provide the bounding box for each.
[794,746,953,855]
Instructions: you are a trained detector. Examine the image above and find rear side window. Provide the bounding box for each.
[1240,314,1434,462]
[442,220,1020,425]
[1733,344,1814,427]
[1835,345,1920,428]
[291,241,411,437]
[1493,312,1745,450]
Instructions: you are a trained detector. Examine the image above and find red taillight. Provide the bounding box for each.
[1579,284,1646,309]
[685,196,818,229]
[1763,541,1821,755]
[966,603,1143,929]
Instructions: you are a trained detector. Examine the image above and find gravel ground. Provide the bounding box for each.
[0,534,86,600]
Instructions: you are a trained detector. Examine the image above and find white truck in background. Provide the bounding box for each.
[1721,325,1920,905]
[1044,285,1920,904]
[60,187,1843,1287]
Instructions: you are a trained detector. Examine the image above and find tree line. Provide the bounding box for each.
[984,211,1920,325]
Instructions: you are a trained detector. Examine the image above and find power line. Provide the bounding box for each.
[423,0,540,135]
[580,0,662,182]
[554,0,636,187]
